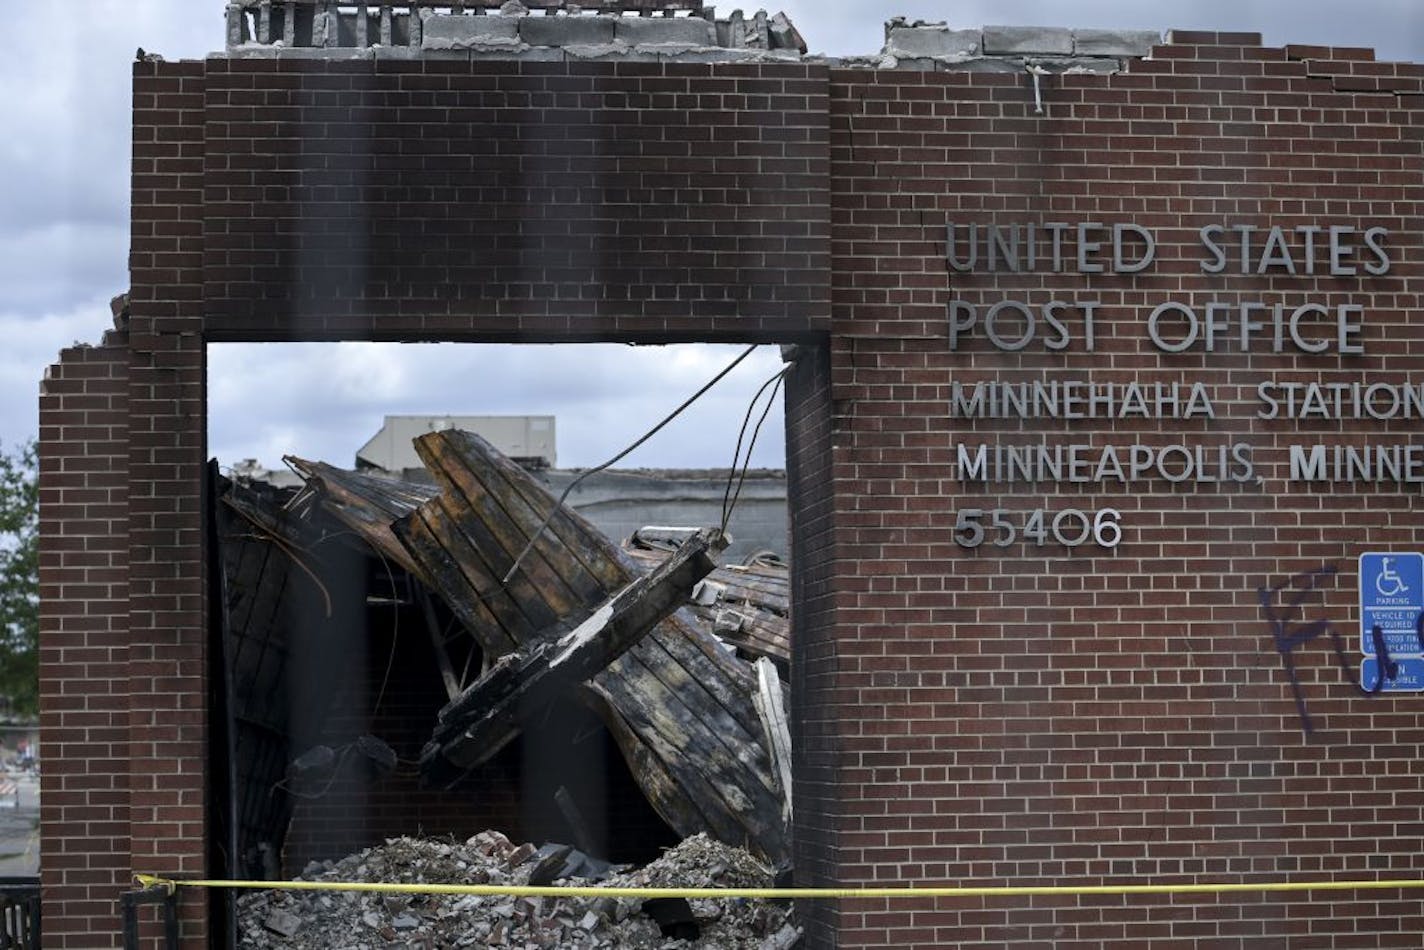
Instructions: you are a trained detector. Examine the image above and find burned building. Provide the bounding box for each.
[37,1,1424,947]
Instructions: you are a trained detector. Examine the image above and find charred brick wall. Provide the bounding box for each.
[784,342,841,946]
[281,610,679,872]
[199,59,831,342]
[825,31,1424,948]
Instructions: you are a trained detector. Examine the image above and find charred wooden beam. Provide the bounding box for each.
[422,529,721,783]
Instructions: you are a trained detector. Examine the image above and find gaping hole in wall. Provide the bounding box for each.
[205,341,794,881]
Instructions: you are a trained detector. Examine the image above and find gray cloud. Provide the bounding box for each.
[7,1,1422,468]
[208,343,788,471]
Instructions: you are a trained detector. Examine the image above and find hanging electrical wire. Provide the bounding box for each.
[500,344,761,586]
[721,365,789,535]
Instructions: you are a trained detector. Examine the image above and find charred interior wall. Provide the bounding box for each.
[37,29,1424,950]
[278,597,680,873]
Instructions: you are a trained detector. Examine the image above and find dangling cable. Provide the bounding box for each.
[500,344,761,585]
[721,367,788,535]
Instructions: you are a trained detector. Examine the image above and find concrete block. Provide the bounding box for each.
[748,10,769,49]
[658,46,765,63]
[615,16,715,47]
[942,56,1025,73]
[634,42,705,57]
[276,46,377,61]
[768,12,806,53]
[472,44,560,61]
[726,9,744,48]
[372,45,423,61]
[889,57,940,71]
[1073,29,1160,57]
[311,9,337,47]
[519,15,615,47]
[1029,56,1124,74]
[226,4,250,48]
[566,44,659,62]
[982,25,1073,55]
[226,46,281,59]
[885,26,980,59]
[422,14,520,50]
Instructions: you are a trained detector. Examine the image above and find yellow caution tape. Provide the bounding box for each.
[134,874,1424,900]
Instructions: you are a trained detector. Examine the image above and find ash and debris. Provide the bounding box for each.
[237,831,801,949]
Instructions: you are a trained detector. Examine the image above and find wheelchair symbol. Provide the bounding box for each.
[1376,557,1410,598]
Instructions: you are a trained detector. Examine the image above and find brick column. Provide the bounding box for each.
[784,342,842,945]
[38,339,132,947]
[127,59,209,944]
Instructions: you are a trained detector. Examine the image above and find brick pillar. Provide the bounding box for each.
[128,59,209,944]
[784,342,842,946]
[38,339,132,947]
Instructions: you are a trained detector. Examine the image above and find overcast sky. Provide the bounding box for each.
[3,1,1420,470]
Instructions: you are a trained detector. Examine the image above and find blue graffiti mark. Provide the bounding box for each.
[1260,565,1424,734]
[1258,564,1354,735]
[1362,612,1424,693]
[1363,624,1398,693]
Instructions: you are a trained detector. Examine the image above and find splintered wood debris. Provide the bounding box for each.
[251,429,793,864]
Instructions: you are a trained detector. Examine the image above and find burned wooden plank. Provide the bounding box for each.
[418,588,463,702]
[407,430,790,864]
[752,657,792,825]
[395,502,531,656]
[626,546,790,668]
[285,458,436,579]
[423,530,721,780]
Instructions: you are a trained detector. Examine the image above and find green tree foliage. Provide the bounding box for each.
[0,440,37,717]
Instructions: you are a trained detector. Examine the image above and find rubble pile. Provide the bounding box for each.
[236,832,801,949]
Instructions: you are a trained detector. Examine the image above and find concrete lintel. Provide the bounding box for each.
[1027,55,1124,74]
[422,14,520,50]
[885,26,981,60]
[615,15,715,47]
[983,25,1074,56]
[520,14,616,47]
[1073,28,1161,57]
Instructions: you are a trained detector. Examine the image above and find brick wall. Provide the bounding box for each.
[784,342,841,945]
[39,341,131,947]
[198,59,831,342]
[825,31,1424,948]
[127,58,210,946]
[37,31,1424,948]
[282,602,678,871]
[37,55,830,945]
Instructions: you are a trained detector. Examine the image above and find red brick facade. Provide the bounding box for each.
[40,32,1424,947]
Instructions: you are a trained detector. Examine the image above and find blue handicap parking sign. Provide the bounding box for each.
[1359,552,1424,692]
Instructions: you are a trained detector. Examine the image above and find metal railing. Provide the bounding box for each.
[120,886,178,950]
[0,879,39,950]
